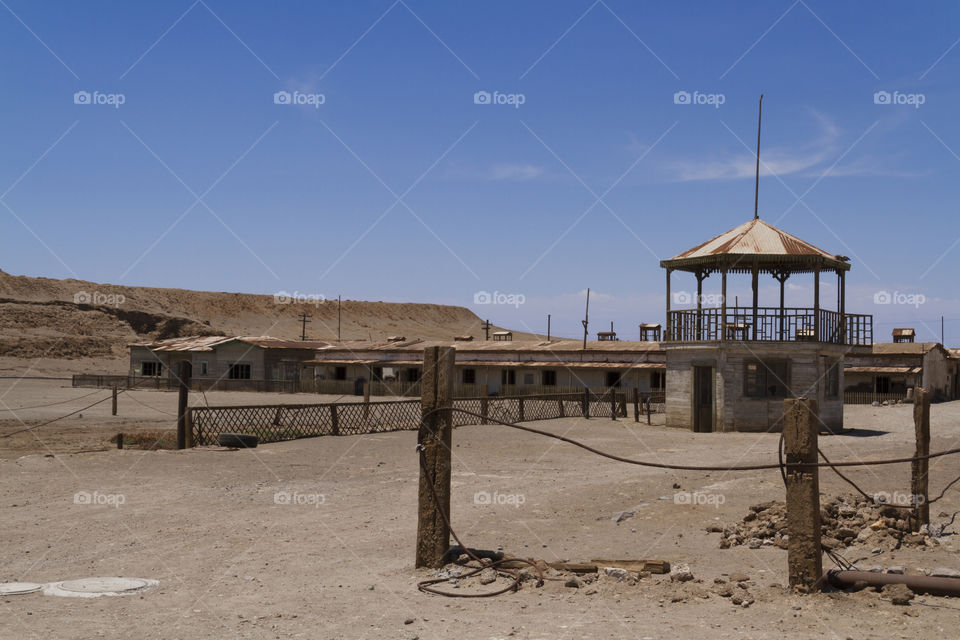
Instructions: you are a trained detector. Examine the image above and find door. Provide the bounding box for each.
[693,366,713,432]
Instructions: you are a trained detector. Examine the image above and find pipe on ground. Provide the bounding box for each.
[826,569,960,596]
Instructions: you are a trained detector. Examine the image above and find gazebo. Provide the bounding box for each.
[658,216,873,433]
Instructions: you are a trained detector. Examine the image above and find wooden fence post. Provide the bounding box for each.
[330,404,339,436]
[783,397,822,592]
[363,381,370,422]
[176,361,191,450]
[633,388,640,422]
[610,390,617,421]
[518,397,525,422]
[583,389,590,419]
[184,409,193,448]
[117,433,123,450]
[416,346,455,569]
[558,396,565,418]
[480,397,488,425]
[111,386,118,416]
[912,387,930,531]
[646,396,651,425]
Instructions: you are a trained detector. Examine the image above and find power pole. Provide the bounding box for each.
[297,312,312,341]
[481,318,492,341]
[337,295,342,342]
[547,314,551,341]
[582,288,590,350]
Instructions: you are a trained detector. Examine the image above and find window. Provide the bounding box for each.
[199,361,208,376]
[823,359,839,398]
[334,366,347,381]
[141,361,162,377]
[523,373,535,385]
[744,360,790,398]
[228,363,251,380]
[542,370,557,386]
[605,371,622,388]
[501,369,516,385]
[651,371,665,390]
[404,368,421,382]
[372,367,383,382]
[462,368,476,384]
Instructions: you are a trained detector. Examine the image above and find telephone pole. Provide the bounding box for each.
[297,312,312,341]
[481,318,492,341]
[582,288,590,350]
[337,295,342,341]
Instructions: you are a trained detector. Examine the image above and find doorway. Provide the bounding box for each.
[693,366,713,432]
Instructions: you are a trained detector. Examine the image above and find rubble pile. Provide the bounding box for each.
[710,495,950,551]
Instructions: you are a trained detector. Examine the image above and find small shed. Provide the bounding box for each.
[492,331,513,342]
[638,323,661,342]
[892,328,915,343]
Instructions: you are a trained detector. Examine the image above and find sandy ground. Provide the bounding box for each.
[2,380,960,639]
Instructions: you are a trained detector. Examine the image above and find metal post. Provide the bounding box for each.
[912,387,930,531]
[176,361,191,450]
[783,397,822,592]
[416,346,455,569]
[633,388,640,423]
[111,386,117,416]
[582,388,590,419]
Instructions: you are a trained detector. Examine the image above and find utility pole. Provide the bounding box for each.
[297,312,312,341]
[337,295,342,342]
[547,314,551,341]
[582,288,590,350]
[481,318,492,341]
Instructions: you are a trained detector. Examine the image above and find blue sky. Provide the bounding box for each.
[3,1,960,343]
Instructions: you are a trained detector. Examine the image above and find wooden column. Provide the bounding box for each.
[783,397,822,592]
[721,268,728,341]
[696,270,704,339]
[415,346,455,569]
[176,361,191,450]
[911,387,930,531]
[751,263,759,341]
[330,404,340,436]
[839,270,846,344]
[633,388,640,422]
[813,267,820,342]
[665,268,672,340]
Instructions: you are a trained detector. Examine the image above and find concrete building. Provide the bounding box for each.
[660,217,873,433]
[844,337,957,401]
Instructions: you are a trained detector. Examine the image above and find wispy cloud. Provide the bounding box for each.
[489,163,545,181]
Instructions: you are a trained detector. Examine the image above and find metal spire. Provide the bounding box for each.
[754,94,763,220]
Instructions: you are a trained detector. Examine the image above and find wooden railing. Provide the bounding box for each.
[666,307,872,345]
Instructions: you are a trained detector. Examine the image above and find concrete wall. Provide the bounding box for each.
[664,342,845,433]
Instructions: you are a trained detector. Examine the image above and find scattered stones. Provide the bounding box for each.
[728,572,749,584]
[886,566,905,575]
[478,569,497,585]
[882,583,914,605]
[928,567,960,578]
[564,577,582,589]
[602,567,630,581]
[611,511,634,523]
[669,564,694,583]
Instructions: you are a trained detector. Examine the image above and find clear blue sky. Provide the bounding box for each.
[3,1,960,343]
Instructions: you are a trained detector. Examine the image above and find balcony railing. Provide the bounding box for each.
[666,307,872,345]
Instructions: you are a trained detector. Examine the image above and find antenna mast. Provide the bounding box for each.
[754,94,763,220]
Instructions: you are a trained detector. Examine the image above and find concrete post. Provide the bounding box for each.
[783,397,822,592]
[415,346,455,569]
[912,387,930,531]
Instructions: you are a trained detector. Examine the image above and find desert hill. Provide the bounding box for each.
[0,270,526,372]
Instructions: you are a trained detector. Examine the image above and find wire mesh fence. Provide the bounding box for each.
[190,391,632,446]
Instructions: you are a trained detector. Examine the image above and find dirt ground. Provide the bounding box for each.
[2,379,960,639]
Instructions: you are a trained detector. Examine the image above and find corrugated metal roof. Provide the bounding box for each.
[314,339,663,354]
[132,335,329,352]
[871,342,940,355]
[671,219,836,260]
[305,358,665,370]
[845,366,921,374]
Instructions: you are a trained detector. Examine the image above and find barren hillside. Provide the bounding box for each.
[0,270,525,373]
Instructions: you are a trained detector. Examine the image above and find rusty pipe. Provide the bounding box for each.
[826,569,960,597]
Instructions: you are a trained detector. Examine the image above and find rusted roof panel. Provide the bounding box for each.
[135,335,329,352]
[845,366,921,374]
[670,219,836,261]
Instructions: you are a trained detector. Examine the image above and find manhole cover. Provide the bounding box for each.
[44,577,158,598]
[0,582,44,595]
